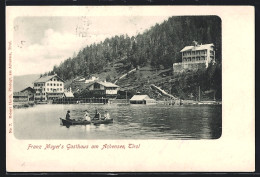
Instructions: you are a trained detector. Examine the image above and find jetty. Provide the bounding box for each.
[53,98,109,104]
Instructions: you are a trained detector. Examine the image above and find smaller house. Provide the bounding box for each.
[63,92,74,98]
[13,92,28,102]
[20,87,35,101]
[63,88,74,98]
[130,95,156,104]
[86,81,119,98]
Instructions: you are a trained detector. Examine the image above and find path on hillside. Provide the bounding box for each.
[150,84,178,100]
[114,68,137,84]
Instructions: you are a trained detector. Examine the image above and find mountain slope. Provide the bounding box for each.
[13,74,40,92]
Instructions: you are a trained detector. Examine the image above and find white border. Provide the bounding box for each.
[6,6,255,172]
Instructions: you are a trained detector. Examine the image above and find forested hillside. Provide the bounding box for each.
[46,16,221,81]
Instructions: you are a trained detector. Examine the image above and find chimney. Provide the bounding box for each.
[193,40,198,47]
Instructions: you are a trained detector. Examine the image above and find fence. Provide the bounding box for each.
[53,98,109,104]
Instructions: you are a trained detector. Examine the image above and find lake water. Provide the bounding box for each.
[13,104,221,140]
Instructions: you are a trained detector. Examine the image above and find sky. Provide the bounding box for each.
[13,16,171,76]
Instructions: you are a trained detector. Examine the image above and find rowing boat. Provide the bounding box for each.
[91,118,113,125]
[60,118,91,125]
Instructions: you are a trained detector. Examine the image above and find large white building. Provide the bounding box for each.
[33,74,64,101]
[180,41,215,68]
[173,41,216,73]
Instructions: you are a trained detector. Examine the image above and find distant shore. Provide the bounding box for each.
[13,101,35,109]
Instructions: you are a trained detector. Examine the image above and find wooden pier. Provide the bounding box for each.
[52,98,109,104]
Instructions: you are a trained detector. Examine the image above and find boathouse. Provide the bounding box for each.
[20,87,35,101]
[130,95,156,104]
[13,92,29,102]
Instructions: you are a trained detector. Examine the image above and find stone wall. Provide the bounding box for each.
[173,63,183,73]
[173,62,207,74]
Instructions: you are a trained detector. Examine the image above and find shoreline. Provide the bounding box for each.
[13,101,35,109]
[13,99,221,108]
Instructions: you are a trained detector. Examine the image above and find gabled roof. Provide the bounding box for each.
[97,81,119,88]
[130,95,150,101]
[64,92,74,98]
[13,92,28,97]
[86,81,119,88]
[180,43,214,52]
[33,74,65,83]
[20,87,35,93]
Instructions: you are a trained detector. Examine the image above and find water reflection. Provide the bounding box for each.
[14,104,221,139]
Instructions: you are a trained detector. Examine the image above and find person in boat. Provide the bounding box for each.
[78,111,90,121]
[84,111,91,121]
[104,111,111,120]
[93,109,101,120]
[66,110,71,120]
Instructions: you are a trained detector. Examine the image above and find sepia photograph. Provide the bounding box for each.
[13,15,221,140]
[6,6,254,172]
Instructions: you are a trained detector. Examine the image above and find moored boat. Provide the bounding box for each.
[91,118,113,125]
[60,118,91,126]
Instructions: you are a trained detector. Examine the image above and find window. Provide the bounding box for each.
[47,83,49,86]
[60,83,62,86]
[54,84,56,86]
[50,84,52,86]
[51,88,52,91]
[47,88,49,91]
[44,88,45,91]
[54,79,56,81]
[94,83,100,89]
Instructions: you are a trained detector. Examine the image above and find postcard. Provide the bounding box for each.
[6,6,254,172]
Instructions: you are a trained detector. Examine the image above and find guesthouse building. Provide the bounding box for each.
[33,74,64,101]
